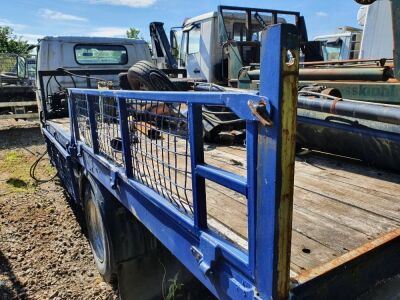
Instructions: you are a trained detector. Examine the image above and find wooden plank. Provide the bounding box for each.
[296,162,400,203]
[290,231,339,273]
[0,101,37,108]
[294,186,399,237]
[294,175,400,222]
[0,113,38,120]
[292,229,400,300]
[296,155,400,197]
[293,206,370,254]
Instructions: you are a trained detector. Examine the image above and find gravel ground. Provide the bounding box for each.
[0,120,118,299]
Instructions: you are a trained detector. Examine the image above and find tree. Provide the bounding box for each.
[126,28,142,40]
[0,26,30,56]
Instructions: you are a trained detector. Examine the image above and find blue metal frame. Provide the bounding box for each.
[45,24,299,300]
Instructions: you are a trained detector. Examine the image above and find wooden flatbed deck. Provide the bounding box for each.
[48,118,400,277]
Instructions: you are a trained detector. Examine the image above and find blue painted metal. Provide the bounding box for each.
[188,103,207,229]
[42,128,80,202]
[67,92,80,147]
[48,24,298,300]
[69,89,270,122]
[256,24,299,299]
[246,121,258,275]
[87,95,100,153]
[116,97,133,178]
[195,164,247,196]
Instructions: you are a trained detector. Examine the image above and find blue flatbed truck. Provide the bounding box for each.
[37,24,400,299]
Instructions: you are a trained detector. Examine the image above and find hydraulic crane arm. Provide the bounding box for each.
[149,22,178,69]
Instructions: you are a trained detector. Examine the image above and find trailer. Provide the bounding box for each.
[37,24,400,299]
[0,53,37,120]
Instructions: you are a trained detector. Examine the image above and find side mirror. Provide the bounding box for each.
[170,28,182,60]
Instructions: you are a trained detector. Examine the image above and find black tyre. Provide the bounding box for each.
[127,60,178,91]
[82,174,158,284]
[83,175,116,283]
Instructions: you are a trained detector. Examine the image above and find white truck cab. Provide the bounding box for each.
[314,27,363,61]
[37,36,151,92]
[171,7,289,85]
[36,36,152,118]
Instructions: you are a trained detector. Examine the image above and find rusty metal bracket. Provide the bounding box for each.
[248,99,273,127]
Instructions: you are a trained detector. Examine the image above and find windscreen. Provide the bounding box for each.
[219,7,296,42]
[74,44,128,65]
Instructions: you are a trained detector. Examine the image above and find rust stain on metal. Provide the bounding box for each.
[294,228,400,284]
[275,43,299,300]
[329,97,343,114]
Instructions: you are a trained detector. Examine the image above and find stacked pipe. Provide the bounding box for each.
[297,95,400,125]
[245,66,393,82]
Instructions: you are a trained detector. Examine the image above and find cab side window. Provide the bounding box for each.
[188,24,201,54]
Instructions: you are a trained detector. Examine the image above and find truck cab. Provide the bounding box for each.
[36,36,152,119]
[169,6,301,86]
[313,0,393,61]
[314,26,362,61]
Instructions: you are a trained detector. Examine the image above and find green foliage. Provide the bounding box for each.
[0,26,30,56]
[126,27,142,40]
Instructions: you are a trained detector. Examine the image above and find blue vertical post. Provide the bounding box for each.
[246,120,258,274]
[87,95,100,154]
[254,24,299,299]
[117,97,133,178]
[188,103,207,229]
[68,91,80,146]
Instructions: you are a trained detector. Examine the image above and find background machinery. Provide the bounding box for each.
[143,1,400,171]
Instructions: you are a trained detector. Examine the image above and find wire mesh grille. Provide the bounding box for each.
[73,93,193,214]
[74,94,92,147]
[0,54,18,74]
[126,100,193,214]
[94,97,123,164]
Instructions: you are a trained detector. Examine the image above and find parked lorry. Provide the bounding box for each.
[0,53,37,119]
[36,16,400,300]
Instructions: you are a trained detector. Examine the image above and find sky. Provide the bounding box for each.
[0,0,362,44]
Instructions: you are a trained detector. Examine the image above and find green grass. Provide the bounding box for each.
[0,151,34,192]
[0,150,55,193]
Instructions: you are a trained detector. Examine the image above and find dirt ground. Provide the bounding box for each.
[0,119,118,299]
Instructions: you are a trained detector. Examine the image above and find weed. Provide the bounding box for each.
[6,178,28,188]
[165,273,183,300]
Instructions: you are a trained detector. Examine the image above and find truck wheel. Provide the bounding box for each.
[83,175,116,283]
[127,60,178,91]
